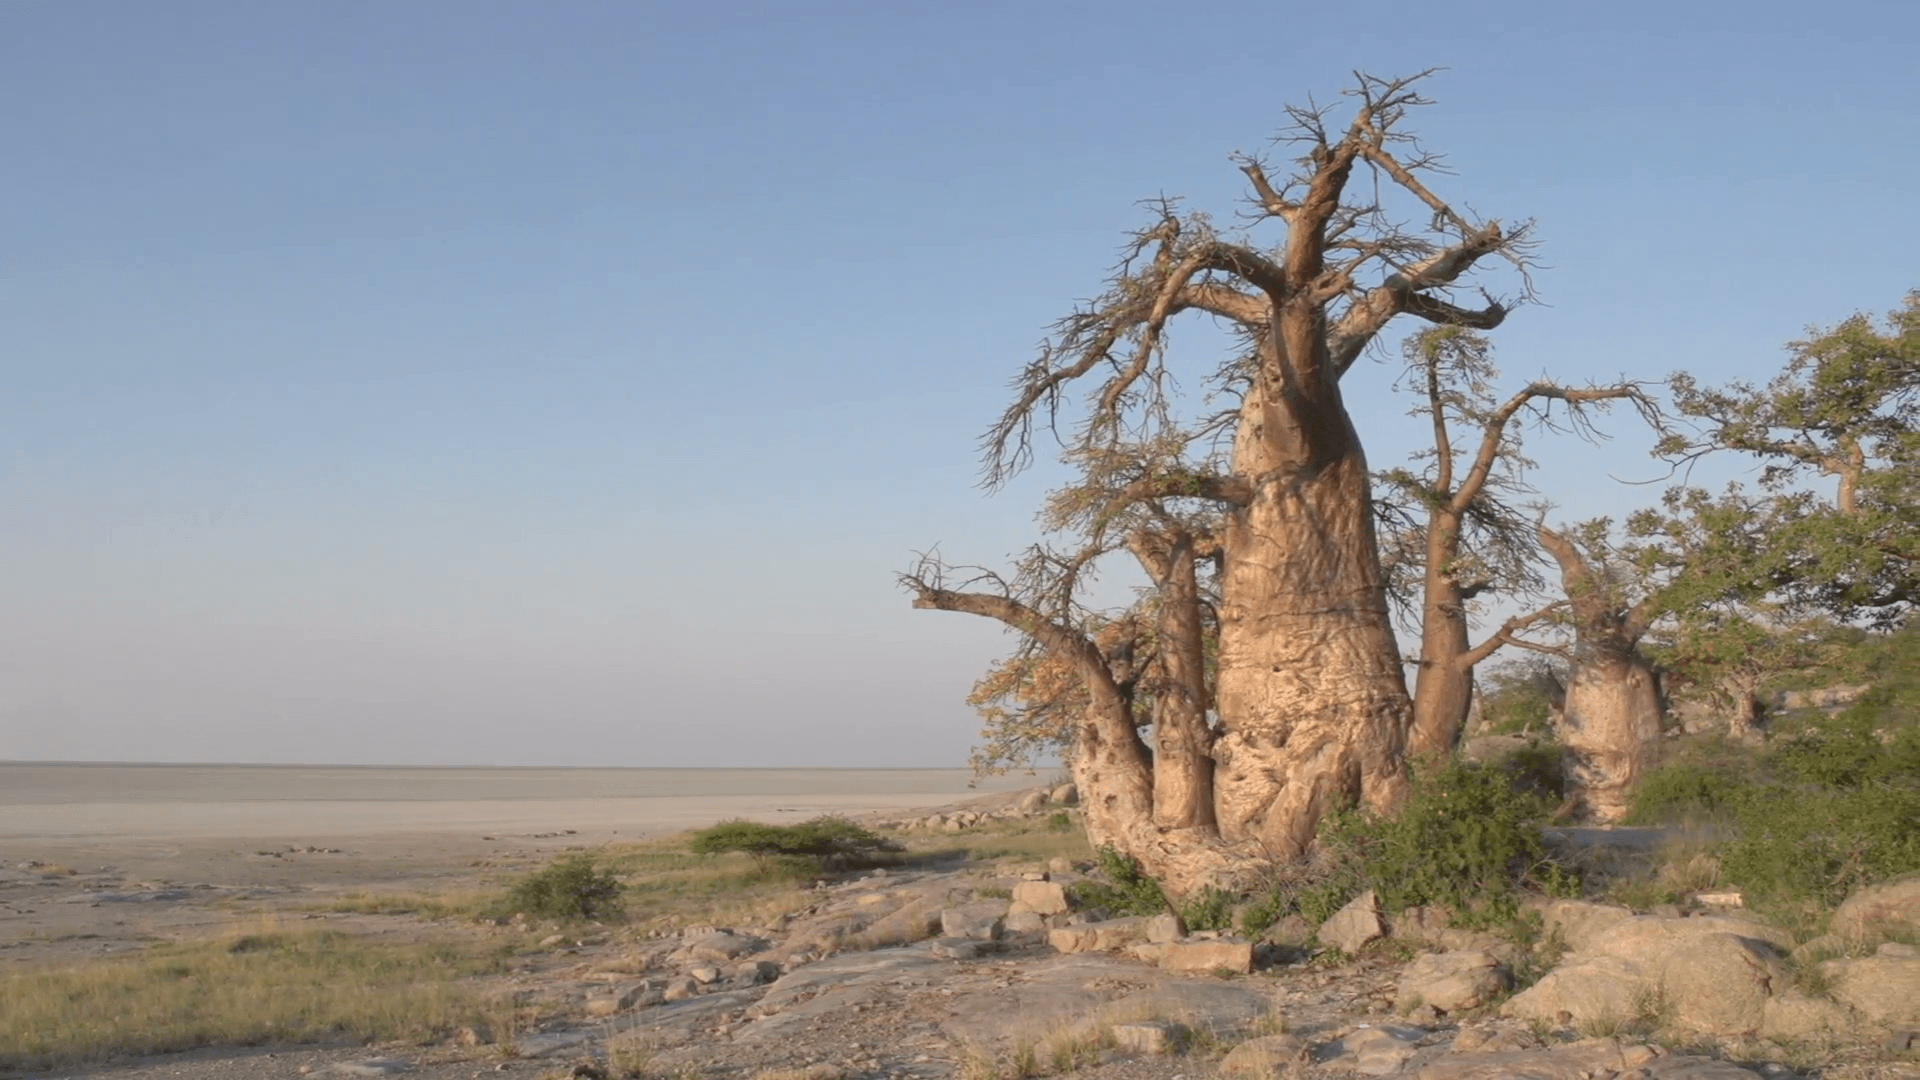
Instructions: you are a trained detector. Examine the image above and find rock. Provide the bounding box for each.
[1527,897,1635,952]
[452,1025,492,1047]
[537,933,566,948]
[1048,917,1144,954]
[687,965,720,983]
[329,1062,412,1077]
[662,975,702,1002]
[1263,913,1315,946]
[1218,1033,1310,1077]
[1324,1025,1424,1076]
[1411,1039,1667,1080]
[684,931,763,963]
[1504,915,1792,1034]
[1047,857,1075,876]
[1446,1025,1540,1055]
[1394,950,1510,1013]
[1320,890,1384,954]
[1145,912,1183,943]
[1822,952,1920,1024]
[1884,941,1920,958]
[728,959,780,986]
[1111,1020,1187,1055]
[940,902,1008,940]
[1775,684,1870,710]
[1830,875,1920,944]
[1011,880,1071,916]
[1160,939,1254,974]
[930,937,1003,960]
[1049,783,1078,806]
[1389,905,1454,941]
[1003,910,1046,934]
[1017,790,1049,814]
[1759,990,1853,1040]
[585,980,662,1016]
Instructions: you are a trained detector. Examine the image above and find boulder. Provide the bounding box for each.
[1323,1025,1424,1076]
[1759,991,1854,1040]
[1320,889,1384,954]
[1263,914,1315,946]
[1010,880,1071,916]
[1049,783,1079,805]
[1218,1033,1309,1077]
[1017,790,1049,814]
[1526,898,1635,952]
[1822,952,1920,1025]
[683,931,764,963]
[930,937,1003,960]
[1394,950,1510,1013]
[1047,917,1144,954]
[1159,939,1255,974]
[1003,910,1047,934]
[1110,1020,1187,1055]
[1388,904,1453,941]
[661,975,701,1002]
[1830,875,1920,945]
[1144,912,1183,943]
[940,903,1008,941]
[1503,915,1792,1034]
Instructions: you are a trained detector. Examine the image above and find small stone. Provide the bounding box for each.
[1319,890,1384,954]
[1145,912,1183,943]
[1012,880,1071,916]
[1159,939,1255,974]
[688,965,720,983]
[1111,1021,1187,1055]
[662,975,701,1002]
[1218,1034,1308,1078]
[538,933,566,948]
[330,1061,412,1077]
[930,937,1003,960]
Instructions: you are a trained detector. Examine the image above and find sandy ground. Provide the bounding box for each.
[0,764,1043,972]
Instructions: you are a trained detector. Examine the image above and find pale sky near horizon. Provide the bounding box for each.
[1,0,1915,768]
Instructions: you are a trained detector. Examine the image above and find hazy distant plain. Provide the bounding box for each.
[0,763,1041,842]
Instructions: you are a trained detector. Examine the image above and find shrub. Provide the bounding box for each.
[1628,705,1920,907]
[687,816,900,872]
[1068,847,1170,917]
[1308,757,1572,925]
[502,854,623,921]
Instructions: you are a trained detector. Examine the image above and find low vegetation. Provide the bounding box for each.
[502,853,626,921]
[1627,633,1920,910]
[688,816,902,872]
[0,925,508,1072]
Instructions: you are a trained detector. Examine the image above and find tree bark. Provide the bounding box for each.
[1129,530,1217,831]
[1410,511,1474,758]
[1538,525,1665,823]
[1212,373,1412,858]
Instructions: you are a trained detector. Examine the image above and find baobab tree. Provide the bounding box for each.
[1379,326,1652,758]
[903,73,1532,895]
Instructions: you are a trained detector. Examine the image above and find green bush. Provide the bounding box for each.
[1628,706,1920,907]
[1068,847,1170,917]
[687,816,900,872]
[503,854,623,921]
[1302,757,1574,926]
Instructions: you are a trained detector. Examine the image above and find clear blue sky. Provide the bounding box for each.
[2,0,1914,767]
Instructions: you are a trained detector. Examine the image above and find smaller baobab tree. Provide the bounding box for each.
[1533,520,1664,823]
[1377,326,1654,758]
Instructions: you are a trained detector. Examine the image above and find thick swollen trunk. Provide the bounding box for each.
[1558,648,1663,823]
[1146,534,1216,831]
[1538,525,1663,824]
[1409,563,1474,758]
[1213,386,1413,856]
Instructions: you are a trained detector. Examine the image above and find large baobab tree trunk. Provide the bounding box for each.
[909,74,1526,894]
[1538,525,1664,823]
[1212,383,1411,857]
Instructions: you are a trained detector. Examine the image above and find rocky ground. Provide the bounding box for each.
[5,789,1917,1080]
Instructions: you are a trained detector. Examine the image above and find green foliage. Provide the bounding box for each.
[1068,847,1170,917]
[1313,757,1572,925]
[686,816,901,872]
[1045,810,1073,832]
[1628,701,1920,907]
[1478,663,1562,737]
[502,854,624,921]
[1179,887,1237,933]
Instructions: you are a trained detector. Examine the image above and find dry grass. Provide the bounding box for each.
[0,919,510,1071]
[316,888,498,920]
